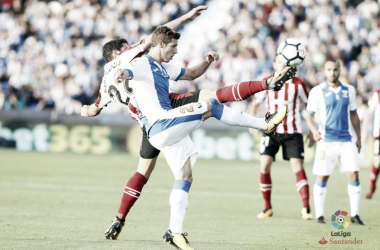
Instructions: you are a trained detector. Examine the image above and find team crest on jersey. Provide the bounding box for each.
[342,90,348,98]
[131,59,138,66]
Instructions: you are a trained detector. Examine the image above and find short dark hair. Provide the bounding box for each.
[151,26,180,47]
[325,58,340,67]
[102,38,128,62]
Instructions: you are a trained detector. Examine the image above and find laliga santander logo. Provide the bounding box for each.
[319,237,328,245]
[331,210,350,230]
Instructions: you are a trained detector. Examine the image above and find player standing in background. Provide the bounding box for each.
[250,55,312,220]
[362,88,380,199]
[305,60,365,225]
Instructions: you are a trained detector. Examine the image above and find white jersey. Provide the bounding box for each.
[95,39,146,125]
[124,55,185,129]
[255,76,308,134]
[368,89,380,137]
[306,81,357,142]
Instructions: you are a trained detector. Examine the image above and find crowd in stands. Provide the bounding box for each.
[0,0,379,118]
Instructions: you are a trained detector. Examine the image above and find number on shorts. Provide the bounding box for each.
[259,136,270,153]
[180,105,194,113]
[374,140,380,155]
[320,151,325,160]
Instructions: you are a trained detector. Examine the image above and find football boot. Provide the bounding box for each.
[257,208,273,219]
[104,217,125,240]
[261,105,287,135]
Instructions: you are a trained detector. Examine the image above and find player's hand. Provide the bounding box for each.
[205,51,219,63]
[356,139,361,153]
[305,131,316,148]
[185,5,208,21]
[81,105,90,117]
[312,130,322,142]
[114,69,128,83]
[249,128,259,136]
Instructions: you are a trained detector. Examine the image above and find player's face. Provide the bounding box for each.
[273,56,285,72]
[161,39,178,62]
[324,61,340,83]
[112,43,128,60]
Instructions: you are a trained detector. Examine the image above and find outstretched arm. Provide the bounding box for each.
[81,104,102,117]
[179,51,219,81]
[143,6,208,50]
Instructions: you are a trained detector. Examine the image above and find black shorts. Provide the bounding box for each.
[139,90,201,159]
[374,137,380,155]
[259,133,304,161]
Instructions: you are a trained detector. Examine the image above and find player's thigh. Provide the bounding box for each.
[170,90,201,108]
[338,142,359,173]
[161,135,198,177]
[140,126,160,159]
[281,133,304,160]
[149,102,208,149]
[259,134,280,160]
[313,141,339,176]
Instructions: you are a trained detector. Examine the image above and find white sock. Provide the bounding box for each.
[313,181,327,218]
[169,180,191,234]
[348,182,361,216]
[219,106,268,130]
[210,98,268,130]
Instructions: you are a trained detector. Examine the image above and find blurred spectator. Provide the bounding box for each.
[0,0,379,115]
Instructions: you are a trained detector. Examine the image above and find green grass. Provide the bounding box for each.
[0,150,379,249]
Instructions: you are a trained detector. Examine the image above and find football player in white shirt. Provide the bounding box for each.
[362,88,380,199]
[306,60,365,225]
[81,8,296,244]
[114,26,293,249]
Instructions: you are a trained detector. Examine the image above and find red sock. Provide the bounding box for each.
[260,173,272,209]
[295,170,310,209]
[117,172,148,220]
[216,80,267,103]
[370,165,380,191]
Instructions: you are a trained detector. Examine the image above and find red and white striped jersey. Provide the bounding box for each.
[255,76,308,134]
[368,88,380,137]
[95,39,146,127]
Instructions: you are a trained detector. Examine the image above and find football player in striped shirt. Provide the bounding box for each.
[306,59,364,225]
[362,88,380,199]
[250,55,312,220]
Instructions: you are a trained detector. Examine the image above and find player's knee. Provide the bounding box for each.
[209,98,224,120]
[199,89,217,101]
[347,171,359,181]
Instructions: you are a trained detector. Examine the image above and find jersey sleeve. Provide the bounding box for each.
[119,39,146,68]
[95,77,112,108]
[306,87,319,114]
[162,62,186,81]
[348,86,357,113]
[368,91,379,112]
[123,57,148,81]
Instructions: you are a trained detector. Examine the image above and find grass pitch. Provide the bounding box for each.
[0,150,379,249]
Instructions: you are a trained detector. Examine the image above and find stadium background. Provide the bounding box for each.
[1,0,379,163]
[1,1,380,249]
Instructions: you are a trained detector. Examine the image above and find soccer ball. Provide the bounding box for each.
[276,38,306,67]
